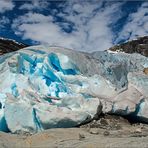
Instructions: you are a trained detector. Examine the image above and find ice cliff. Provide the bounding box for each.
[0,45,148,134]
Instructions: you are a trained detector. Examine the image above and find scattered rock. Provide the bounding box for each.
[134,128,142,134]
[104,131,110,136]
[109,36,148,57]
[143,68,148,75]
[80,114,131,131]
[100,118,109,126]
[79,133,85,140]
[1,128,148,147]
[89,129,99,135]
[115,124,122,130]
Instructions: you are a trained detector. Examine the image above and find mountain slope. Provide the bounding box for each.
[109,36,148,57]
[0,37,28,55]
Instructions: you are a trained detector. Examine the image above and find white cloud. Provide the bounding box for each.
[0,0,14,13]
[12,12,78,48]
[116,2,148,43]
[0,16,10,29]
[19,0,50,10]
[12,1,124,52]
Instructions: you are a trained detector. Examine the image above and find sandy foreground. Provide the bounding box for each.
[1,115,148,148]
[0,127,148,148]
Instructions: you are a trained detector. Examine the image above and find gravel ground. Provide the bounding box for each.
[1,115,148,148]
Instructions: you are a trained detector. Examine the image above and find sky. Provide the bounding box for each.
[0,0,148,52]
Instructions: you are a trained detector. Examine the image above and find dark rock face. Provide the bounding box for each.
[109,36,148,57]
[0,36,148,56]
[0,38,28,55]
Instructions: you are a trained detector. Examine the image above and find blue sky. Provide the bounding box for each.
[0,0,148,52]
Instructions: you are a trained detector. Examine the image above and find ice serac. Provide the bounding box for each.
[0,45,148,133]
[0,46,103,133]
[92,51,148,120]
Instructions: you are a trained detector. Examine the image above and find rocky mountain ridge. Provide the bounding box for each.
[0,37,28,55]
[109,36,148,57]
[0,36,148,56]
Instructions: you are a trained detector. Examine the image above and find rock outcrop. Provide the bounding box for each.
[109,36,148,57]
[143,68,148,75]
[0,37,28,55]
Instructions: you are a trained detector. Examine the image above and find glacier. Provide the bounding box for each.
[0,45,148,134]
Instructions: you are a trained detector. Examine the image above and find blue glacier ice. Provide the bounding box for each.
[0,45,148,133]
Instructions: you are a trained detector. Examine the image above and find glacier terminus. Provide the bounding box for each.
[0,45,148,134]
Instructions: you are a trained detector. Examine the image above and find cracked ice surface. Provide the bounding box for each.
[0,45,148,133]
[0,46,104,133]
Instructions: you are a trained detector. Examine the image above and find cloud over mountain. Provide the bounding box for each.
[0,1,147,52]
[12,1,124,52]
[116,2,148,43]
